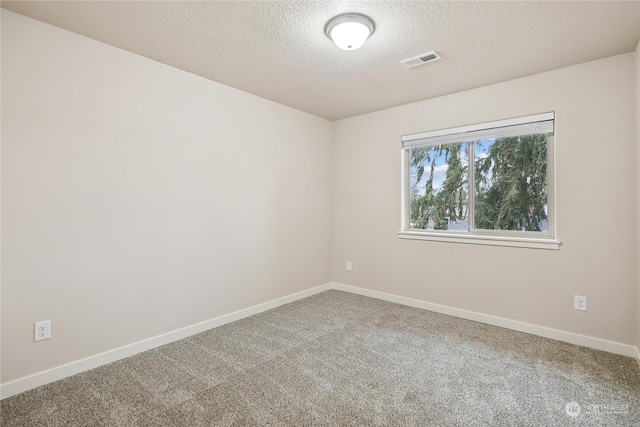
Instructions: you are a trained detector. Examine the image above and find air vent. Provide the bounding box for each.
[401,51,441,69]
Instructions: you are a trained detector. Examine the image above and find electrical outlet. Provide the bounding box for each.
[346,261,352,272]
[34,320,51,342]
[574,295,587,312]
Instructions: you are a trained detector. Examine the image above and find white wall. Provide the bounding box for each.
[332,53,637,346]
[636,40,640,357]
[1,11,333,383]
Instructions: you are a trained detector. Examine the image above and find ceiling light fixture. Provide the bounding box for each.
[325,13,375,51]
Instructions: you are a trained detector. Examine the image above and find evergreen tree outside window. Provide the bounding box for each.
[400,113,558,249]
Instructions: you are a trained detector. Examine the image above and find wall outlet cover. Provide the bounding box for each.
[34,320,51,342]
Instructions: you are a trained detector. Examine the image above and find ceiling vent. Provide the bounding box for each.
[401,51,441,69]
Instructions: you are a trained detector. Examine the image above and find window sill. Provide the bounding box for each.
[397,230,561,250]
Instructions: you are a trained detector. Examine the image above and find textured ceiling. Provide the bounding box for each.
[2,1,639,121]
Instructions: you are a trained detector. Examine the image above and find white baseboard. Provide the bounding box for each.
[331,282,639,359]
[0,283,332,400]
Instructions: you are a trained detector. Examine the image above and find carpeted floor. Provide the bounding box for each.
[2,290,639,426]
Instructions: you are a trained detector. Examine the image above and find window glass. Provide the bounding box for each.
[474,135,548,232]
[410,143,468,231]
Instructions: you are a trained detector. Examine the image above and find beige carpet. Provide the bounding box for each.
[2,290,639,426]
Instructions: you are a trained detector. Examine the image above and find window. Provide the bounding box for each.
[399,112,559,249]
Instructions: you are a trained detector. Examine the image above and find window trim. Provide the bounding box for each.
[399,112,560,250]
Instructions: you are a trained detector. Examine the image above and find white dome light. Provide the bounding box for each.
[325,14,375,51]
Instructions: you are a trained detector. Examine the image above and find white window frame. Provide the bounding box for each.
[399,112,560,250]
